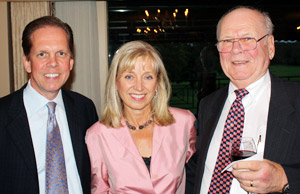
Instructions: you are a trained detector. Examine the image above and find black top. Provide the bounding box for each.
[142,157,151,172]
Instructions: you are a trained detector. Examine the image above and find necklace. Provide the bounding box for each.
[125,119,153,130]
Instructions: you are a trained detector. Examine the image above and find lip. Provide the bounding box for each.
[232,60,248,65]
[44,73,59,78]
[130,93,146,101]
[232,60,249,65]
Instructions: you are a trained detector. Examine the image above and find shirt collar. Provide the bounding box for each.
[24,79,63,117]
[228,70,271,106]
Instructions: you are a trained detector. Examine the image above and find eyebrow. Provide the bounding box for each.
[220,33,254,39]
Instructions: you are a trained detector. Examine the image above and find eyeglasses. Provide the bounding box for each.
[216,34,269,53]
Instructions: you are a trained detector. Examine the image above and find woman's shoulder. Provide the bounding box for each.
[168,107,195,119]
[86,121,111,136]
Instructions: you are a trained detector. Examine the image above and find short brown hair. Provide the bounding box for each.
[22,16,74,60]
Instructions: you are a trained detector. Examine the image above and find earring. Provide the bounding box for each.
[154,89,158,98]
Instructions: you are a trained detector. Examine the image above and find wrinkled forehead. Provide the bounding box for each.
[218,8,266,38]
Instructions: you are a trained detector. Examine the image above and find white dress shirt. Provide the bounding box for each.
[23,80,83,194]
[200,70,271,194]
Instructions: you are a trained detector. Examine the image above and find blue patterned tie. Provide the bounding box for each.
[208,89,249,194]
[46,102,68,194]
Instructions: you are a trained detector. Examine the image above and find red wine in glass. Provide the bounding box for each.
[230,137,257,194]
[231,150,256,161]
[230,137,257,162]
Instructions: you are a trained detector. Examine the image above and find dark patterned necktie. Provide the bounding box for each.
[208,89,249,194]
[46,102,68,194]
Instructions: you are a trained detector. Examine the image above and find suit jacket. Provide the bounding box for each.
[190,74,300,194]
[86,107,197,194]
[0,85,99,194]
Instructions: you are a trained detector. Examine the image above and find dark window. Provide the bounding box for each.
[108,1,300,114]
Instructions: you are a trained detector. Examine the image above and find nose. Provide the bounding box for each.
[133,77,143,91]
[47,55,58,67]
[231,40,243,54]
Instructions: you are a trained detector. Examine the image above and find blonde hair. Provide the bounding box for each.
[101,40,175,128]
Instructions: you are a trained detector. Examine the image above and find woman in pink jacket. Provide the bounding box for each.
[86,40,196,194]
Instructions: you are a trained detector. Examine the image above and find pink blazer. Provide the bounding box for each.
[86,107,196,194]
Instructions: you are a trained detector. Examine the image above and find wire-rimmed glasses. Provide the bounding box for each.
[216,34,269,53]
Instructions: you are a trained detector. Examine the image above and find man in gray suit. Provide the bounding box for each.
[190,5,300,194]
[0,16,98,194]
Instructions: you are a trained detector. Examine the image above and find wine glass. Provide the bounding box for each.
[230,137,257,162]
[230,137,257,194]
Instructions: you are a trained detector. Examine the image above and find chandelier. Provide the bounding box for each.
[136,8,189,35]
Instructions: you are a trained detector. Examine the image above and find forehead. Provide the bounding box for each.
[135,56,153,69]
[30,26,68,45]
[119,55,157,73]
[219,8,266,37]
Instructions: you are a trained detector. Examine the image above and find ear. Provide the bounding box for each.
[69,58,74,71]
[268,35,275,60]
[23,55,32,73]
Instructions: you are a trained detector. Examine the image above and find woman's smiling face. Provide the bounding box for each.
[117,56,158,113]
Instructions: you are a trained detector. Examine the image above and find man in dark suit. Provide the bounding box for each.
[0,16,98,194]
[190,6,300,194]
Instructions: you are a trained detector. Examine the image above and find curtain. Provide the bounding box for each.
[0,2,11,97]
[10,2,49,90]
[55,1,108,116]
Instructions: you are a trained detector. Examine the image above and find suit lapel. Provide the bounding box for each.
[7,89,38,179]
[62,91,83,171]
[201,87,228,158]
[264,75,295,159]
[152,124,168,160]
[110,123,144,162]
[110,122,169,161]
[195,87,228,193]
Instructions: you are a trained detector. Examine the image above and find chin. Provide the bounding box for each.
[231,72,252,80]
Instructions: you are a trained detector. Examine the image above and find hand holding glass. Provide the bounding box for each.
[230,137,257,194]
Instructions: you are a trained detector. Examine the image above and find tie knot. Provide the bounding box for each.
[47,102,57,115]
[234,89,249,100]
